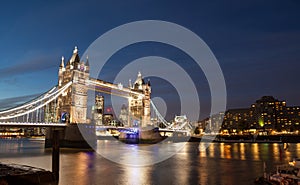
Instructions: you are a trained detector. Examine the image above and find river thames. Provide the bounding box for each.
[0,139,299,185]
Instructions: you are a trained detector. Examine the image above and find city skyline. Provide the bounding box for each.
[0,1,300,120]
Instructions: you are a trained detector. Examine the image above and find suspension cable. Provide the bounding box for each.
[0,82,72,120]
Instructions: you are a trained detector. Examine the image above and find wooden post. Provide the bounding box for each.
[52,128,60,182]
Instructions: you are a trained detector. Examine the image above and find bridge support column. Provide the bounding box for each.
[52,128,60,182]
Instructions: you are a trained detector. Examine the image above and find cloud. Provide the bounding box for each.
[0,54,57,79]
[0,93,40,111]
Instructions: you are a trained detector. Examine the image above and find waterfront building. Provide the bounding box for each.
[286,106,300,132]
[194,118,208,134]
[222,109,249,133]
[249,96,287,131]
[206,112,224,133]
[221,96,300,134]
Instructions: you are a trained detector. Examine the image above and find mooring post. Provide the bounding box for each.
[52,128,60,182]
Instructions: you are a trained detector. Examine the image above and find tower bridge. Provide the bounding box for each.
[0,47,192,135]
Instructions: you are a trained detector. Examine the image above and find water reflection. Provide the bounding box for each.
[121,166,151,185]
[1,139,300,185]
[198,142,300,163]
[240,143,246,160]
[0,138,45,156]
[252,143,259,161]
[220,143,224,159]
[224,144,232,159]
[96,140,187,166]
[297,144,300,157]
[173,145,191,185]
[73,152,90,184]
[209,143,215,158]
[273,143,280,161]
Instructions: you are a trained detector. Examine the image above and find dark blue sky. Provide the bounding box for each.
[0,0,299,119]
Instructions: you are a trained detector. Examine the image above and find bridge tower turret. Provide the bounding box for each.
[143,79,151,126]
[56,46,89,124]
[128,72,151,127]
[58,56,65,87]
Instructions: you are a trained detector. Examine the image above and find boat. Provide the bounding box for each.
[256,159,300,185]
[270,164,300,184]
[289,158,300,168]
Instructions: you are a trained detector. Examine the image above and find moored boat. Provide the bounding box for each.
[259,160,300,185]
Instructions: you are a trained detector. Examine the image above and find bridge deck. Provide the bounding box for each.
[0,122,67,127]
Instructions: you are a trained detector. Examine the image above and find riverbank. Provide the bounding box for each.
[0,163,56,185]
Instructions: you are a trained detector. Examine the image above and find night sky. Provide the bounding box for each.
[0,1,299,120]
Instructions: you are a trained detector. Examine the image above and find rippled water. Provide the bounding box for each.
[0,139,299,185]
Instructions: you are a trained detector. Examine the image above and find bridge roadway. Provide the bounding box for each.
[96,125,189,133]
[0,122,66,127]
[0,123,188,133]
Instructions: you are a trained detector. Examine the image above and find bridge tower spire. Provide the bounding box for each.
[58,56,65,87]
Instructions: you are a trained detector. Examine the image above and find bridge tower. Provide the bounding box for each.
[128,72,151,127]
[56,47,89,124]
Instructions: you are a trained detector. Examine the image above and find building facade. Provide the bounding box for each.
[249,96,287,131]
[119,104,128,127]
[222,109,250,132]
[92,95,104,126]
[286,106,300,131]
[221,96,300,133]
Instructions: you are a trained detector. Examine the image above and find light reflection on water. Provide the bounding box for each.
[96,140,187,166]
[240,143,246,160]
[0,139,300,185]
[197,142,299,163]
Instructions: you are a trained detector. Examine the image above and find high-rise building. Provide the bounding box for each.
[222,109,249,132]
[206,112,224,133]
[286,106,300,131]
[92,95,104,125]
[221,96,300,133]
[119,104,128,127]
[249,96,287,131]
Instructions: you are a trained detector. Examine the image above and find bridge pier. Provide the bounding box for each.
[52,128,60,182]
